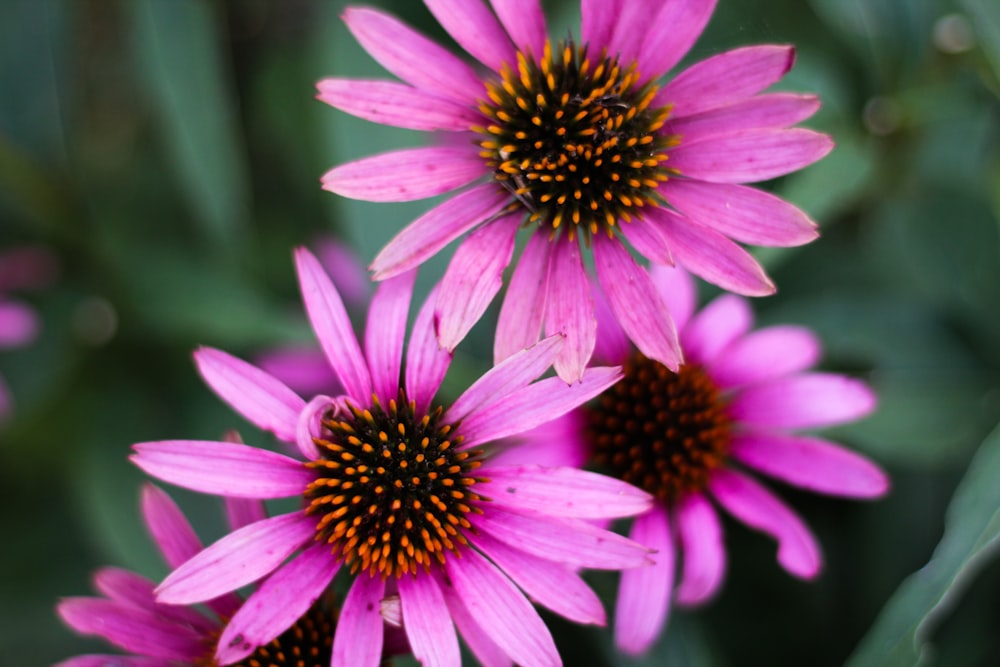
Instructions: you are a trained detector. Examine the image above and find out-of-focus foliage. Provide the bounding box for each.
[0,0,997,665]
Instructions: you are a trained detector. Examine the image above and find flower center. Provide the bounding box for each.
[476,39,676,239]
[304,392,487,578]
[584,352,731,502]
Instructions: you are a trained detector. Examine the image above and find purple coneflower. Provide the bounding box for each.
[499,265,888,655]
[131,248,653,667]
[318,0,832,382]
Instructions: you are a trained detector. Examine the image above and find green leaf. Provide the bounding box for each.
[961,0,1000,86]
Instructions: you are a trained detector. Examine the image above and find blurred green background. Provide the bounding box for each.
[1,0,999,665]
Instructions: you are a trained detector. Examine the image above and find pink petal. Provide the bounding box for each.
[474,505,651,569]
[591,272,631,364]
[444,547,560,667]
[662,179,818,247]
[489,412,589,469]
[296,394,335,461]
[314,237,371,307]
[225,496,267,531]
[674,493,726,606]
[728,373,877,429]
[648,263,697,333]
[398,573,461,667]
[139,484,203,570]
[581,0,622,55]
[709,469,822,578]
[681,293,753,364]
[316,78,480,131]
[156,512,314,604]
[424,0,516,71]
[0,301,37,348]
[342,7,484,103]
[333,575,386,667]
[92,568,213,633]
[593,234,681,371]
[651,208,775,296]
[216,542,341,665]
[614,507,675,656]
[365,270,416,404]
[405,285,452,414]
[470,531,606,626]
[321,146,484,202]
[606,0,656,65]
[255,346,339,398]
[56,655,172,667]
[669,128,834,183]
[435,216,518,351]
[545,237,597,383]
[371,184,509,279]
[659,45,796,117]
[639,0,717,80]
[296,247,373,400]
[439,579,513,667]
[131,440,313,499]
[619,215,674,266]
[489,0,547,55]
[666,93,821,142]
[731,432,889,498]
[480,464,652,519]
[194,347,304,444]
[458,366,622,448]
[494,230,551,363]
[708,325,821,388]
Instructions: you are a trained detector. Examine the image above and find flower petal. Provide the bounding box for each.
[439,579,513,667]
[614,507,675,656]
[489,412,589,469]
[709,469,822,578]
[545,237,597,383]
[669,128,834,183]
[639,0,717,80]
[399,573,461,667]
[365,270,416,404]
[405,285,452,415]
[648,263,697,333]
[316,78,481,131]
[256,346,339,398]
[667,93,821,142]
[681,293,753,364]
[607,0,656,65]
[674,493,726,606]
[708,325,821,388]
[140,484,202,569]
[225,497,267,532]
[489,0,547,55]
[731,432,889,498]
[321,146,484,202]
[494,229,551,363]
[620,215,674,266]
[424,0,516,71]
[0,301,37,348]
[92,568,214,634]
[581,0,622,55]
[333,575,386,667]
[591,271,631,364]
[55,655,173,667]
[728,373,877,429]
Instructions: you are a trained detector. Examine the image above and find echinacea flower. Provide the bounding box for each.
[318,0,831,382]
[499,265,888,655]
[57,483,395,666]
[131,247,654,667]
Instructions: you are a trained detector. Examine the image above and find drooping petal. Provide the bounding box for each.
[590,271,631,364]
[92,568,213,634]
[156,512,315,605]
[444,547,560,667]
[131,441,313,499]
[731,432,889,498]
[674,493,726,606]
[333,575,386,667]
[680,293,753,364]
[398,573,461,667]
[0,301,37,348]
[140,484,202,569]
[666,93,821,142]
[321,146,484,202]
[581,0,622,56]
[316,79,481,131]
[479,465,652,518]
[708,325,821,388]
[439,577,513,667]
[728,373,877,429]
[639,0,717,81]
[545,236,597,383]
[405,285,452,415]
[193,347,304,444]
[614,507,675,656]
[494,229,551,364]
[435,216,519,351]
[669,128,834,183]
[296,394,337,461]
[709,469,822,578]
[371,184,510,279]
[424,0,516,71]
[296,247,373,400]
[489,0,547,55]
[648,263,697,333]
[225,497,267,532]
[593,233,681,371]
[365,270,416,404]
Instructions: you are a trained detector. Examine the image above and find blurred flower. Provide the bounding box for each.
[131,247,653,667]
[318,0,831,382]
[501,266,889,655]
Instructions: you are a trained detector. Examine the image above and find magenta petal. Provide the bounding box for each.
[606,0,655,65]
[316,78,480,131]
[365,270,416,404]
[296,247,373,400]
[471,531,606,626]
[614,507,675,656]
[0,301,37,348]
[709,325,821,388]
[435,216,518,351]
[651,208,776,296]
[225,497,267,531]
[405,285,453,415]
[494,230,551,363]
[371,184,509,279]
[194,347,304,444]
[728,373,877,429]
[424,0,516,71]
[674,493,726,606]
[581,0,622,55]
[439,579,513,667]
[140,485,202,570]
[591,272,631,365]
[56,655,173,667]
[57,598,203,661]
[489,0,546,55]
[731,432,889,498]
[131,440,312,499]
[639,0,717,80]
[398,573,461,667]
[475,505,651,569]
[489,412,590,469]
[156,512,314,604]
[648,263,697,333]
[444,547,559,667]
[662,179,818,247]
[593,234,682,371]
[256,347,339,398]
[333,575,386,667]
[545,237,596,383]
[620,215,674,266]
[667,93,821,142]
[216,543,341,665]
[322,146,484,202]
[709,469,822,578]
[670,128,834,183]
[296,394,336,461]
[342,7,483,103]
[92,568,214,634]
[459,366,622,448]
[481,464,652,518]
[681,293,753,364]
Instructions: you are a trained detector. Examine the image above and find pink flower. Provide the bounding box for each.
[131,247,654,667]
[318,0,831,382]
[500,266,889,655]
